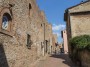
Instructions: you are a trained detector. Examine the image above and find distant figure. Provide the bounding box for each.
[55,42,58,47]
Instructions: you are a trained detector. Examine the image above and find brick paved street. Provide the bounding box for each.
[35,54,78,67]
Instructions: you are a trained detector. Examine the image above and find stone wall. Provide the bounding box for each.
[69,1,90,13]
[46,23,53,54]
[65,1,90,67]
[52,34,57,53]
[0,0,52,67]
[70,14,90,37]
[80,50,90,67]
[65,1,90,55]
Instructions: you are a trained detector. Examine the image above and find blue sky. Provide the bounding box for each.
[36,0,82,43]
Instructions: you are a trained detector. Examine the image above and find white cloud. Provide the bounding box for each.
[53,32,61,37]
[52,24,66,43]
[52,24,66,38]
[52,24,66,31]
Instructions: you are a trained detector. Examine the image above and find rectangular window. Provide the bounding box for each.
[27,34,32,49]
[41,42,43,49]
[29,3,32,16]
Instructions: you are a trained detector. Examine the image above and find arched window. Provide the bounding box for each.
[2,13,12,31]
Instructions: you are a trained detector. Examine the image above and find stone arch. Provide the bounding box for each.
[0,7,13,36]
[3,12,12,21]
[2,12,12,30]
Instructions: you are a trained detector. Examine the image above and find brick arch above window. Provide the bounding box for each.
[0,7,13,37]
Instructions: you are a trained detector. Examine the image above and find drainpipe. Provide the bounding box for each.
[43,23,45,56]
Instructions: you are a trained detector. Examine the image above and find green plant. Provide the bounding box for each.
[69,35,90,50]
[69,35,90,62]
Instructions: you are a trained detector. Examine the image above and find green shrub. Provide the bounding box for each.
[69,35,90,62]
[69,35,90,50]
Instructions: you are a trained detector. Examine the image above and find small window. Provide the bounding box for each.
[41,42,43,49]
[2,13,12,31]
[27,34,32,49]
[2,16,9,30]
[41,24,42,27]
[29,3,32,9]
[29,3,32,15]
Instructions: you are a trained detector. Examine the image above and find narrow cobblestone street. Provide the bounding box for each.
[35,54,78,67]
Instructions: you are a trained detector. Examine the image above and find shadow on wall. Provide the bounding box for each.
[50,54,78,67]
[0,43,9,67]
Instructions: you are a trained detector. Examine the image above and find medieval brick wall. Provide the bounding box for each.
[65,1,90,67]
[0,0,52,67]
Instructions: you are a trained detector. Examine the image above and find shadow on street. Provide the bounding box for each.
[50,53,78,67]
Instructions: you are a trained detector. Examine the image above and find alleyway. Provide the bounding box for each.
[35,54,78,67]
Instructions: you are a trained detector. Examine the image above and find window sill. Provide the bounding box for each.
[0,29,13,37]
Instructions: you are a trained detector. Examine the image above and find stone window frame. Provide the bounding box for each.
[26,34,32,49]
[0,7,13,36]
[2,13,11,31]
[29,3,32,9]
[29,3,32,15]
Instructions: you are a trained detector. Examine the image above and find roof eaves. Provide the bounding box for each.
[67,0,90,10]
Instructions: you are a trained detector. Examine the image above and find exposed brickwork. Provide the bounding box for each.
[0,0,53,67]
[65,1,90,67]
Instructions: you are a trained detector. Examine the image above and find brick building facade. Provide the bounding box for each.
[64,1,90,67]
[0,0,53,67]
